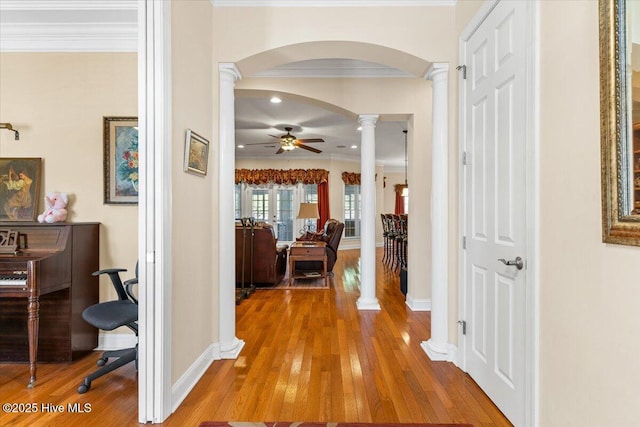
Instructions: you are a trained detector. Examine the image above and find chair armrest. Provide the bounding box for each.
[92,268,127,277]
[123,278,138,304]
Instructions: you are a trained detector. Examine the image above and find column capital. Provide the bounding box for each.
[219,63,242,82]
[424,63,449,81]
[358,114,379,126]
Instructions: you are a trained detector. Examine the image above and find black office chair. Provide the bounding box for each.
[77,263,138,394]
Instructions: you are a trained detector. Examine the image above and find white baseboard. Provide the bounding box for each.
[405,294,431,311]
[98,333,137,351]
[171,342,221,413]
[421,340,458,363]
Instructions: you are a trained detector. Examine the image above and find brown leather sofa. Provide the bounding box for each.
[236,223,288,287]
[296,218,345,273]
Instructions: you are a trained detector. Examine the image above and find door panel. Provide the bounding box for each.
[463,1,527,425]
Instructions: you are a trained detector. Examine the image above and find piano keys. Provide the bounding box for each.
[0,271,27,286]
[0,223,100,387]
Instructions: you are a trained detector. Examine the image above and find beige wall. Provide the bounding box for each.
[0,52,138,304]
[539,1,640,425]
[384,172,406,215]
[170,0,215,383]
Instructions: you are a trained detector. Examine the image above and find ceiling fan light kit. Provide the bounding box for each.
[245,126,325,155]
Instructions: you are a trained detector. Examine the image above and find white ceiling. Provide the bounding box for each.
[1,0,416,170]
[235,89,408,169]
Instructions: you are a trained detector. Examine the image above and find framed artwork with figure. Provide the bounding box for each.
[0,157,42,222]
[104,116,138,204]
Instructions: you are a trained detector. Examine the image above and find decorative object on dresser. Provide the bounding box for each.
[184,129,210,176]
[0,157,42,221]
[103,116,138,205]
[37,192,68,223]
[0,223,100,388]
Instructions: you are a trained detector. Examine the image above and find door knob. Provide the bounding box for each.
[498,256,524,270]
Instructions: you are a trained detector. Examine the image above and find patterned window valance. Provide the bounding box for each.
[394,184,408,195]
[341,172,361,185]
[235,168,328,185]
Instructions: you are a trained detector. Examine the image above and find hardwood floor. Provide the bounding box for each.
[0,248,512,427]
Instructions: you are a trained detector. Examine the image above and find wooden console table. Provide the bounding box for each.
[288,241,327,287]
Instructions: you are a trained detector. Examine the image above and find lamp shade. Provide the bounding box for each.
[297,202,319,219]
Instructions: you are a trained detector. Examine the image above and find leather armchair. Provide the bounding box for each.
[236,223,288,287]
[296,218,344,273]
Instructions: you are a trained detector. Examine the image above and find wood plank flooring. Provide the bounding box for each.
[0,248,512,427]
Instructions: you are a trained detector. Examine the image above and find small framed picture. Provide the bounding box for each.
[104,116,138,205]
[184,129,210,176]
[0,157,42,221]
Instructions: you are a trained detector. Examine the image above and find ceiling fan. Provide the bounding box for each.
[245,127,324,154]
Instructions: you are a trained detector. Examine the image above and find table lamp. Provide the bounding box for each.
[297,202,319,233]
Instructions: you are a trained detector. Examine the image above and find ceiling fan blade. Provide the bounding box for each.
[245,141,280,146]
[275,147,285,154]
[295,142,322,153]
[296,138,324,143]
[268,134,280,139]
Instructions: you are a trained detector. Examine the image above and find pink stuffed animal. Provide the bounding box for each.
[37,192,68,223]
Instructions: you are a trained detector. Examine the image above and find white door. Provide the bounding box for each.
[462,1,528,425]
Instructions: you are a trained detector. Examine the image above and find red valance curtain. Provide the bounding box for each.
[341,172,361,185]
[394,184,407,215]
[235,168,328,185]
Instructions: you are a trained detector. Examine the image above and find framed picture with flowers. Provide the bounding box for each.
[103,116,138,204]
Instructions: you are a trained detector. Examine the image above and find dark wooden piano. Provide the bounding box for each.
[0,222,99,387]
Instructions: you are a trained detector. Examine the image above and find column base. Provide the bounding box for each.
[220,337,245,359]
[421,339,449,361]
[356,297,381,310]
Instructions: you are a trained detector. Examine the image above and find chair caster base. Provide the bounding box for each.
[77,380,91,394]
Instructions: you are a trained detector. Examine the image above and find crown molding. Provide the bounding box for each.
[254,62,412,78]
[0,1,137,52]
[0,1,137,11]
[212,0,456,6]
[0,23,137,52]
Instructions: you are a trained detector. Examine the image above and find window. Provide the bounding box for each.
[344,184,361,237]
[251,189,269,221]
[404,194,409,214]
[234,184,242,220]
[303,184,318,232]
[276,189,294,241]
[235,183,318,242]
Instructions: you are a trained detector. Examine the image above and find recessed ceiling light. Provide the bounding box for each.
[237,144,245,149]
[357,126,362,131]
[351,145,358,149]
[270,97,282,103]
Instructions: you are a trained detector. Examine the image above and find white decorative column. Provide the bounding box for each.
[356,114,381,311]
[219,63,244,358]
[421,63,450,361]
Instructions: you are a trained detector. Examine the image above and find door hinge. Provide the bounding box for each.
[456,64,467,79]
[462,151,468,166]
[462,236,467,250]
[458,320,467,335]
